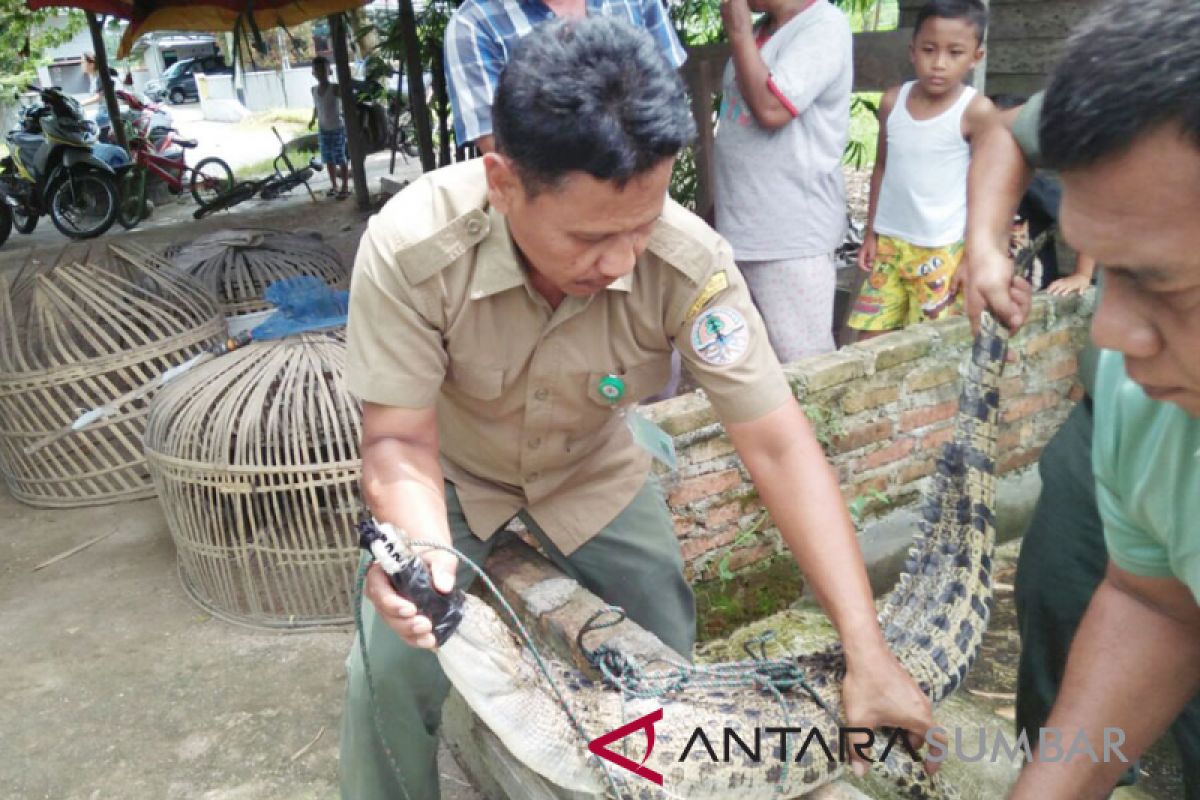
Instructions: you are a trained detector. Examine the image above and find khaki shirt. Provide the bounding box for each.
[346,160,791,554]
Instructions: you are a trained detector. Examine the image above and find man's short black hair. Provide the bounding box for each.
[492,18,695,194]
[914,0,988,44]
[1040,0,1200,171]
[312,55,329,70]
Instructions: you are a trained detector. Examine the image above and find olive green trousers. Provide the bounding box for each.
[339,476,696,800]
[1015,401,1200,797]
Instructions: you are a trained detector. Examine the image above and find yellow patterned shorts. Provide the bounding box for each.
[847,235,965,331]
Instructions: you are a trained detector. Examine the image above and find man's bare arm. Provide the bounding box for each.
[964,104,1034,332]
[726,402,937,770]
[1009,564,1200,799]
[360,401,457,649]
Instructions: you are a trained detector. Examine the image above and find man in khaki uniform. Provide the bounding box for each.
[341,18,936,800]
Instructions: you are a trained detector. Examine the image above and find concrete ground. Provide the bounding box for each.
[0,492,484,800]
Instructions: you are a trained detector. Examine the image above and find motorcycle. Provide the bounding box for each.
[0,85,121,242]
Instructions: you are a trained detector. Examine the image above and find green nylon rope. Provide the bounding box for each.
[355,539,841,798]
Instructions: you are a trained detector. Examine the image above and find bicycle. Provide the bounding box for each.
[116,127,235,229]
[193,127,321,220]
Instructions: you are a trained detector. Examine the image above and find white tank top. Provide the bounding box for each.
[874,81,975,247]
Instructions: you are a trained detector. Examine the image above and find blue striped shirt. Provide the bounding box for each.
[445,0,687,144]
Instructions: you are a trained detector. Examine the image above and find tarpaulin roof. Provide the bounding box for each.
[27,0,370,57]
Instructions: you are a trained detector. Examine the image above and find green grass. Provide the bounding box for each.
[845,0,899,32]
[237,108,313,129]
[845,91,882,169]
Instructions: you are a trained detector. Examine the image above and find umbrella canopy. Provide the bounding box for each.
[28,0,370,57]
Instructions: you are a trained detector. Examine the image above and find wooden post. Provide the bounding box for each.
[330,13,371,210]
[84,12,128,153]
[398,0,435,172]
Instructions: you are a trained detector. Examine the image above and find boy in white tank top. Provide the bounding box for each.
[848,0,996,338]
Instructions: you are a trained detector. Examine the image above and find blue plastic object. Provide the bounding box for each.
[251,276,349,341]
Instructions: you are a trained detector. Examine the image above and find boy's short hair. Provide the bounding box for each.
[914,0,989,43]
[312,56,329,70]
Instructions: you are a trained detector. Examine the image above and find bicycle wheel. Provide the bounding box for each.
[190,157,235,208]
[117,167,145,230]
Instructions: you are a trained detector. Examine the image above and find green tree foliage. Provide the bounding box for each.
[0,4,85,95]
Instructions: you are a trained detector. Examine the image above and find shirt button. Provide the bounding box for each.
[534,387,549,401]
[465,217,483,236]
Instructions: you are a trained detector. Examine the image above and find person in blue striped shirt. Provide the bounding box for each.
[445,0,686,153]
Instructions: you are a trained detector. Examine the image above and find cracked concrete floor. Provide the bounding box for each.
[0,491,482,800]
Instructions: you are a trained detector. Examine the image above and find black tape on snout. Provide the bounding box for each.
[358,519,466,646]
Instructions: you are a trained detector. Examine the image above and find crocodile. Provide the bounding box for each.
[362,311,1009,799]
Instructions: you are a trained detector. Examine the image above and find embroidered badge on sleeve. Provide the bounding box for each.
[690,306,749,367]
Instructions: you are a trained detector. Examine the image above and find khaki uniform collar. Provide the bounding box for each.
[469,205,635,301]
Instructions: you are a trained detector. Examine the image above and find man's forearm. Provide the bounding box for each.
[362,437,452,546]
[965,113,1033,257]
[1010,577,1200,799]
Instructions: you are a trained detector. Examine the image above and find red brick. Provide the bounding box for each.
[700,541,778,579]
[667,468,741,506]
[840,385,901,415]
[842,473,891,503]
[857,438,915,470]
[831,419,895,452]
[1044,356,1079,382]
[905,365,958,392]
[1022,329,1071,357]
[900,400,957,432]
[1001,391,1061,424]
[1000,376,1026,398]
[897,458,935,485]
[681,528,742,561]
[998,424,1027,452]
[920,427,956,453]
[703,501,745,530]
[999,447,1043,473]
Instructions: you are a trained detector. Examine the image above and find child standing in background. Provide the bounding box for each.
[849,0,995,338]
[308,56,350,199]
[714,0,853,363]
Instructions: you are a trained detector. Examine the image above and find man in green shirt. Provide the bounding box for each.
[961,1,1200,796]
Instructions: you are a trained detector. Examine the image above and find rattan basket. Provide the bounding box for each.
[143,329,364,628]
[0,251,224,507]
[162,229,348,317]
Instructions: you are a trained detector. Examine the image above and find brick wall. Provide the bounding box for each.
[644,293,1094,583]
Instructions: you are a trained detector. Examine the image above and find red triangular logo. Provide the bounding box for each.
[587,708,664,785]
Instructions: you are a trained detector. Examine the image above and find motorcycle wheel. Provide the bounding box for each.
[190,157,235,209]
[46,170,119,240]
[0,203,11,247]
[12,206,37,234]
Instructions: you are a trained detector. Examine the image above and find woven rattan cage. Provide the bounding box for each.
[143,329,364,627]
[161,229,348,317]
[0,250,224,507]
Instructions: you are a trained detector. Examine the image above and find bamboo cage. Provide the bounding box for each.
[158,229,348,318]
[0,250,224,507]
[143,329,364,628]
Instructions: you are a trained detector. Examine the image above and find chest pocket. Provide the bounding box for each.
[447,362,504,401]
[585,358,672,409]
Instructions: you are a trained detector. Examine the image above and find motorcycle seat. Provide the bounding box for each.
[174,138,198,148]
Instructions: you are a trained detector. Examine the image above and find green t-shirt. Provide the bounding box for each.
[1093,349,1200,601]
[1011,91,1044,167]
